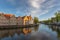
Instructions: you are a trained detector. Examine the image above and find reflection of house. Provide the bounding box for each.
[22,15,34,25]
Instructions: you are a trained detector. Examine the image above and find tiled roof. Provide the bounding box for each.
[4,14,14,19]
[4,14,13,17]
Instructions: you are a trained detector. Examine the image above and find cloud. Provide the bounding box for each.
[5,0,60,19]
[29,0,40,9]
[29,10,49,18]
[27,0,60,19]
[28,0,48,17]
[29,0,45,9]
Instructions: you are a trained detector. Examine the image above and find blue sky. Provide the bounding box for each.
[0,0,60,20]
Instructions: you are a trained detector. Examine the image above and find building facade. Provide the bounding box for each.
[22,15,34,25]
[0,13,34,25]
[0,13,9,25]
[16,16,23,25]
[4,14,17,25]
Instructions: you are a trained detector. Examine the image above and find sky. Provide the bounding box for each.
[0,0,60,21]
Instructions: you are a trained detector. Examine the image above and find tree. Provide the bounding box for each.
[34,17,39,24]
[55,11,60,22]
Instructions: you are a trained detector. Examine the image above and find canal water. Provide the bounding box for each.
[0,24,60,40]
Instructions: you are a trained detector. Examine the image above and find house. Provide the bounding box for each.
[4,14,17,25]
[0,12,34,25]
[0,13,9,25]
[22,15,34,25]
[16,16,23,25]
[27,15,34,24]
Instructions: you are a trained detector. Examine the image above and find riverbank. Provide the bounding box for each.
[40,22,60,26]
[0,24,39,29]
[45,23,60,26]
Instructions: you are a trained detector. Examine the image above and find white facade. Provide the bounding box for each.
[0,13,9,25]
[29,19,34,24]
[9,16,17,25]
[0,13,17,25]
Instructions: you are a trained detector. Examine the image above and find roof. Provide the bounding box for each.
[22,16,32,20]
[22,16,26,19]
[4,14,14,19]
[4,14,13,17]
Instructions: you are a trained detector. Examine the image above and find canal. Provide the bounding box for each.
[0,24,60,40]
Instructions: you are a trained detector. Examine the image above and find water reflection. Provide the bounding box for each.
[49,25,60,40]
[0,24,60,40]
[0,28,32,40]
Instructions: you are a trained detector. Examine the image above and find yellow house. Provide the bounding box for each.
[22,16,29,25]
[22,15,33,25]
